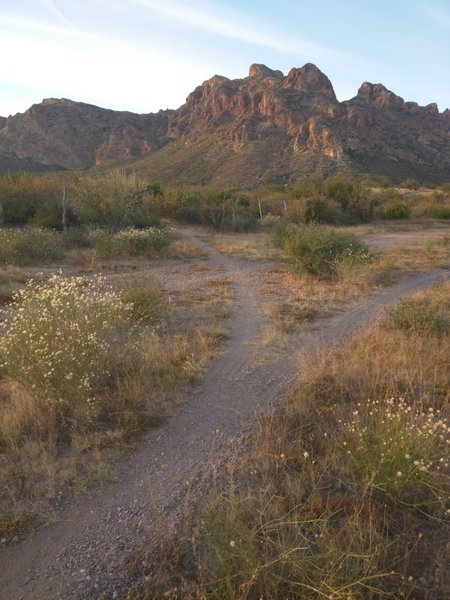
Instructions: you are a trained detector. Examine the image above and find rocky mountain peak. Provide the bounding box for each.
[282,63,337,100]
[0,63,448,183]
[248,64,283,79]
[356,82,404,109]
[42,98,71,106]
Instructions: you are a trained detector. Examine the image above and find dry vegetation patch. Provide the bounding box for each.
[0,263,233,536]
[130,282,450,599]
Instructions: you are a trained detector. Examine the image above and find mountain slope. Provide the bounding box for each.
[1,63,449,184]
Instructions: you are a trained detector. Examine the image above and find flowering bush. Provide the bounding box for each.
[0,227,63,265]
[340,397,449,513]
[0,274,135,424]
[88,226,170,258]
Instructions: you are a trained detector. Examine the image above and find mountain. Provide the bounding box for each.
[1,64,449,184]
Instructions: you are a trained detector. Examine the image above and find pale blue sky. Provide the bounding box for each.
[1,0,449,117]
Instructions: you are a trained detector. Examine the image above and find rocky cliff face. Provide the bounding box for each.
[1,64,448,184]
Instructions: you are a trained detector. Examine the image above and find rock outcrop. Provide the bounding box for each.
[0,64,448,184]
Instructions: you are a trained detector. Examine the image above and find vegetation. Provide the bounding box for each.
[384,201,411,219]
[0,227,63,265]
[0,269,223,521]
[132,282,450,599]
[273,223,373,277]
[1,171,449,232]
[88,226,170,258]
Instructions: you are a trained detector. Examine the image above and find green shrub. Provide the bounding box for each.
[0,172,65,226]
[424,205,450,219]
[303,197,341,223]
[387,298,448,334]
[384,202,411,219]
[70,173,162,229]
[87,228,114,258]
[173,206,202,224]
[274,224,373,277]
[0,228,63,266]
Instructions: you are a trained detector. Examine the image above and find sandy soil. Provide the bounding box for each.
[0,227,448,600]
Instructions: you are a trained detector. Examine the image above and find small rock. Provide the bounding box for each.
[12,535,20,543]
[0,538,6,544]
[418,576,427,585]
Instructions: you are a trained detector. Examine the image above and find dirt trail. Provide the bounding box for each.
[0,229,448,600]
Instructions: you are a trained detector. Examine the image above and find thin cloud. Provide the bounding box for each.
[38,0,77,31]
[127,0,353,63]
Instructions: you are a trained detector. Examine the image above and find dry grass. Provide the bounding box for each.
[373,235,450,272]
[128,281,450,599]
[258,268,381,349]
[207,231,283,261]
[163,237,210,260]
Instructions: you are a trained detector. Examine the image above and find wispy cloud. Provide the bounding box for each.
[38,0,77,30]
[125,0,353,63]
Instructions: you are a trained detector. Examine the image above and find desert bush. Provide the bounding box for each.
[173,205,202,224]
[424,204,450,219]
[0,227,63,265]
[62,226,92,249]
[0,274,135,428]
[384,201,411,219]
[303,196,342,223]
[387,298,448,334]
[121,276,167,324]
[88,226,170,258]
[0,172,66,226]
[70,172,162,228]
[273,224,373,277]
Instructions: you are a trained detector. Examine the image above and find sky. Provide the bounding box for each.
[0,0,449,117]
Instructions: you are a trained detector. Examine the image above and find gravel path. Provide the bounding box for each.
[0,228,448,600]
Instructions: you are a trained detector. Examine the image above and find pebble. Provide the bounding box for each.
[12,535,20,543]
